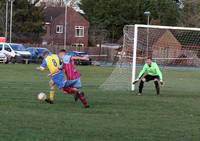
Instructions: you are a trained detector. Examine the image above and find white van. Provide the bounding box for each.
[0,52,7,63]
[9,43,31,63]
[0,43,16,63]
[0,43,31,63]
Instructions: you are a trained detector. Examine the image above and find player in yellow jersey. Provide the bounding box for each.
[36,51,65,104]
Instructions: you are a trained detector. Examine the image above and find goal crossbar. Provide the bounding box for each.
[128,24,200,31]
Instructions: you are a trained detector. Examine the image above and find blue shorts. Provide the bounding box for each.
[64,78,82,89]
[52,71,65,89]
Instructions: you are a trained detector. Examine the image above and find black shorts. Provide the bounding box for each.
[144,75,160,82]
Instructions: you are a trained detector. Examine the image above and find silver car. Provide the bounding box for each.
[0,52,7,63]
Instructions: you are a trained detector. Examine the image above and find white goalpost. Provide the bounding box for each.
[131,25,138,91]
[100,24,200,91]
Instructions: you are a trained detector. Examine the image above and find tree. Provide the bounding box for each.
[180,0,200,27]
[145,0,181,26]
[0,0,6,36]
[80,0,181,42]
[13,0,44,43]
[0,0,44,43]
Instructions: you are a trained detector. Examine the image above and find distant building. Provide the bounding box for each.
[42,7,89,47]
[151,30,182,59]
[118,29,184,64]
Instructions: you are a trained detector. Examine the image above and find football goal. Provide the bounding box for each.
[100,24,200,91]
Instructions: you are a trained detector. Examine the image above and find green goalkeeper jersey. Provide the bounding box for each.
[137,62,163,80]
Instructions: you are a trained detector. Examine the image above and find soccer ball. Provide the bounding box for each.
[37,93,47,101]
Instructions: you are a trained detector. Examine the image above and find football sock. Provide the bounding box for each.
[154,81,160,95]
[49,91,55,101]
[139,80,144,93]
[77,92,89,107]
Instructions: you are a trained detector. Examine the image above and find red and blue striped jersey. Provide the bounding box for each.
[62,54,80,80]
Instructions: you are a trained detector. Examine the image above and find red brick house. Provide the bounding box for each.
[42,7,89,47]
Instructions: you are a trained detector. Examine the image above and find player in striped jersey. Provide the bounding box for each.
[48,49,90,108]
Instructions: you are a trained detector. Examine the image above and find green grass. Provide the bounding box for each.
[0,64,200,141]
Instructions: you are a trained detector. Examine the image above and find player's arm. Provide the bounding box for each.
[71,56,89,61]
[133,65,147,84]
[155,63,163,84]
[48,63,63,77]
[137,65,147,79]
[48,68,59,77]
[62,54,89,63]
[36,59,46,72]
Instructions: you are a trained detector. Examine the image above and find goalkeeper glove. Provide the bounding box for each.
[133,79,139,84]
[160,80,164,86]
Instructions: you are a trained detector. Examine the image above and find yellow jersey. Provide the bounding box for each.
[40,54,60,75]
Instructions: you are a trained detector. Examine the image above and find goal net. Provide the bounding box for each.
[99,24,200,91]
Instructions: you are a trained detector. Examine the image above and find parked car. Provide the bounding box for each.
[0,43,16,63]
[9,43,31,63]
[26,47,50,63]
[0,52,7,63]
[67,51,92,65]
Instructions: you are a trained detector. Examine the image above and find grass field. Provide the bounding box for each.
[0,64,200,141]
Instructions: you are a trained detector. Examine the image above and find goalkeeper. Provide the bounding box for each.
[133,57,163,95]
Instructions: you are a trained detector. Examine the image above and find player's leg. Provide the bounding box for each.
[62,88,78,102]
[154,78,160,95]
[52,73,90,108]
[138,78,146,95]
[47,72,67,104]
[63,78,89,108]
[49,79,55,101]
[63,87,89,108]
[45,79,55,104]
[45,80,55,104]
[138,75,154,95]
[138,75,151,95]
[70,78,82,102]
[77,91,89,108]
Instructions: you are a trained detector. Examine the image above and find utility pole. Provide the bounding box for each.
[64,5,67,49]
[144,11,151,57]
[9,0,15,43]
[5,0,9,39]
[64,0,78,49]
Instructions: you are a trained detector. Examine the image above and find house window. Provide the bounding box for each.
[72,43,84,48]
[75,26,84,37]
[56,25,63,33]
